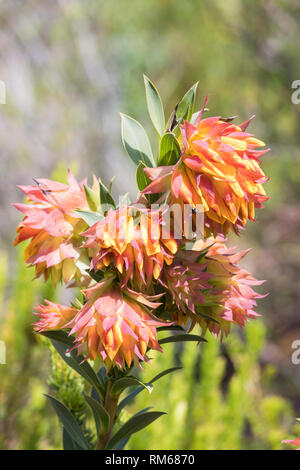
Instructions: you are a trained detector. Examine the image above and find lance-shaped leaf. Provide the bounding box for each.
[84,184,99,212]
[99,179,116,212]
[63,427,84,450]
[111,376,153,397]
[114,407,153,450]
[49,336,104,400]
[176,81,199,123]
[120,113,155,167]
[45,395,90,450]
[105,411,166,450]
[85,394,110,436]
[136,162,151,192]
[148,367,183,385]
[117,367,181,414]
[74,210,104,227]
[40,329,74,347]
[158,132,181,166]
[157,325,185,332]
[159,333,207,345]
[196,310,220,324]
[144,75,165,137]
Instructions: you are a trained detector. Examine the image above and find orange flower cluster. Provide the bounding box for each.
[14,171,95,285]
[82,206,177,289]
[68,277,166,368]
[161,239,265,339]
[14,88,269,369]
[143,107,269,236]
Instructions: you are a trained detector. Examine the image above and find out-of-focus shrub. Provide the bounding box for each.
[127,322,293,450]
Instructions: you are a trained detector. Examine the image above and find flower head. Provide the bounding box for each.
[68,276,168,369]
[143,104,269,236]
[159,251,213,329]
[14,170,95,285]
[161,238,265,339]
[34,300,77,332]
[199,240,266,339]
[82,205,178,289]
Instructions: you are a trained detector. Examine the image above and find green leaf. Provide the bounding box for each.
[197,311,220,324]
[114,407,153,450]
[45,395,90,450]
[74,210,104,227]
[159,334,207,345]
[84,184,99,212]
[158,132,181,166]
[120,113,155,167]
[85,394,110,436]
[136,162,151,192]
[97,366,108,389]
[99,179,116,211]
[176,82,199,123]
[144,75,165,137]
[157,325,185,332]
[63,427,83,450]
[111,376,153,397]
[117,367,181,415]
[50,338,104,400]
[106,411,166,450]
[148,367,182,384]
[108,175,116,193]
[40,330,74,347]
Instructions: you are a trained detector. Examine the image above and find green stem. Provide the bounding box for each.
[96,379,119,450]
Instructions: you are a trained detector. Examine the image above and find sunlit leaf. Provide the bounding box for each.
[74,210,104,227]
[84,184,99,212]
[158,132,181,166]
[176,81,199,123]
[136,162,151,191]
[120,113,155,167]
[144,74,165,137]
[99,179,116,211]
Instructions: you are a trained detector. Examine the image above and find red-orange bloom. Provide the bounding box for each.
[82,206,178,289]
[143,104,269,236]
[68,277,168,369]
[34,300,77,332]
[200,240,266,339]
[161,238,265,339]
[159,251,213,329]
[14,171,94,285]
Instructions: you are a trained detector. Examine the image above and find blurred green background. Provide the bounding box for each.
[1,0,300,449]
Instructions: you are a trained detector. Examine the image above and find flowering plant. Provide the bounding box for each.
[14,76,268,450]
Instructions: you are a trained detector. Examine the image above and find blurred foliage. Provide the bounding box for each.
[48,345,95,449]
[0,246,58,450]
[1,0,300,449]
[127,323,296,450]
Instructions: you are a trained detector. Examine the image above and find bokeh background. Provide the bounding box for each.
[1,0,300,449]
